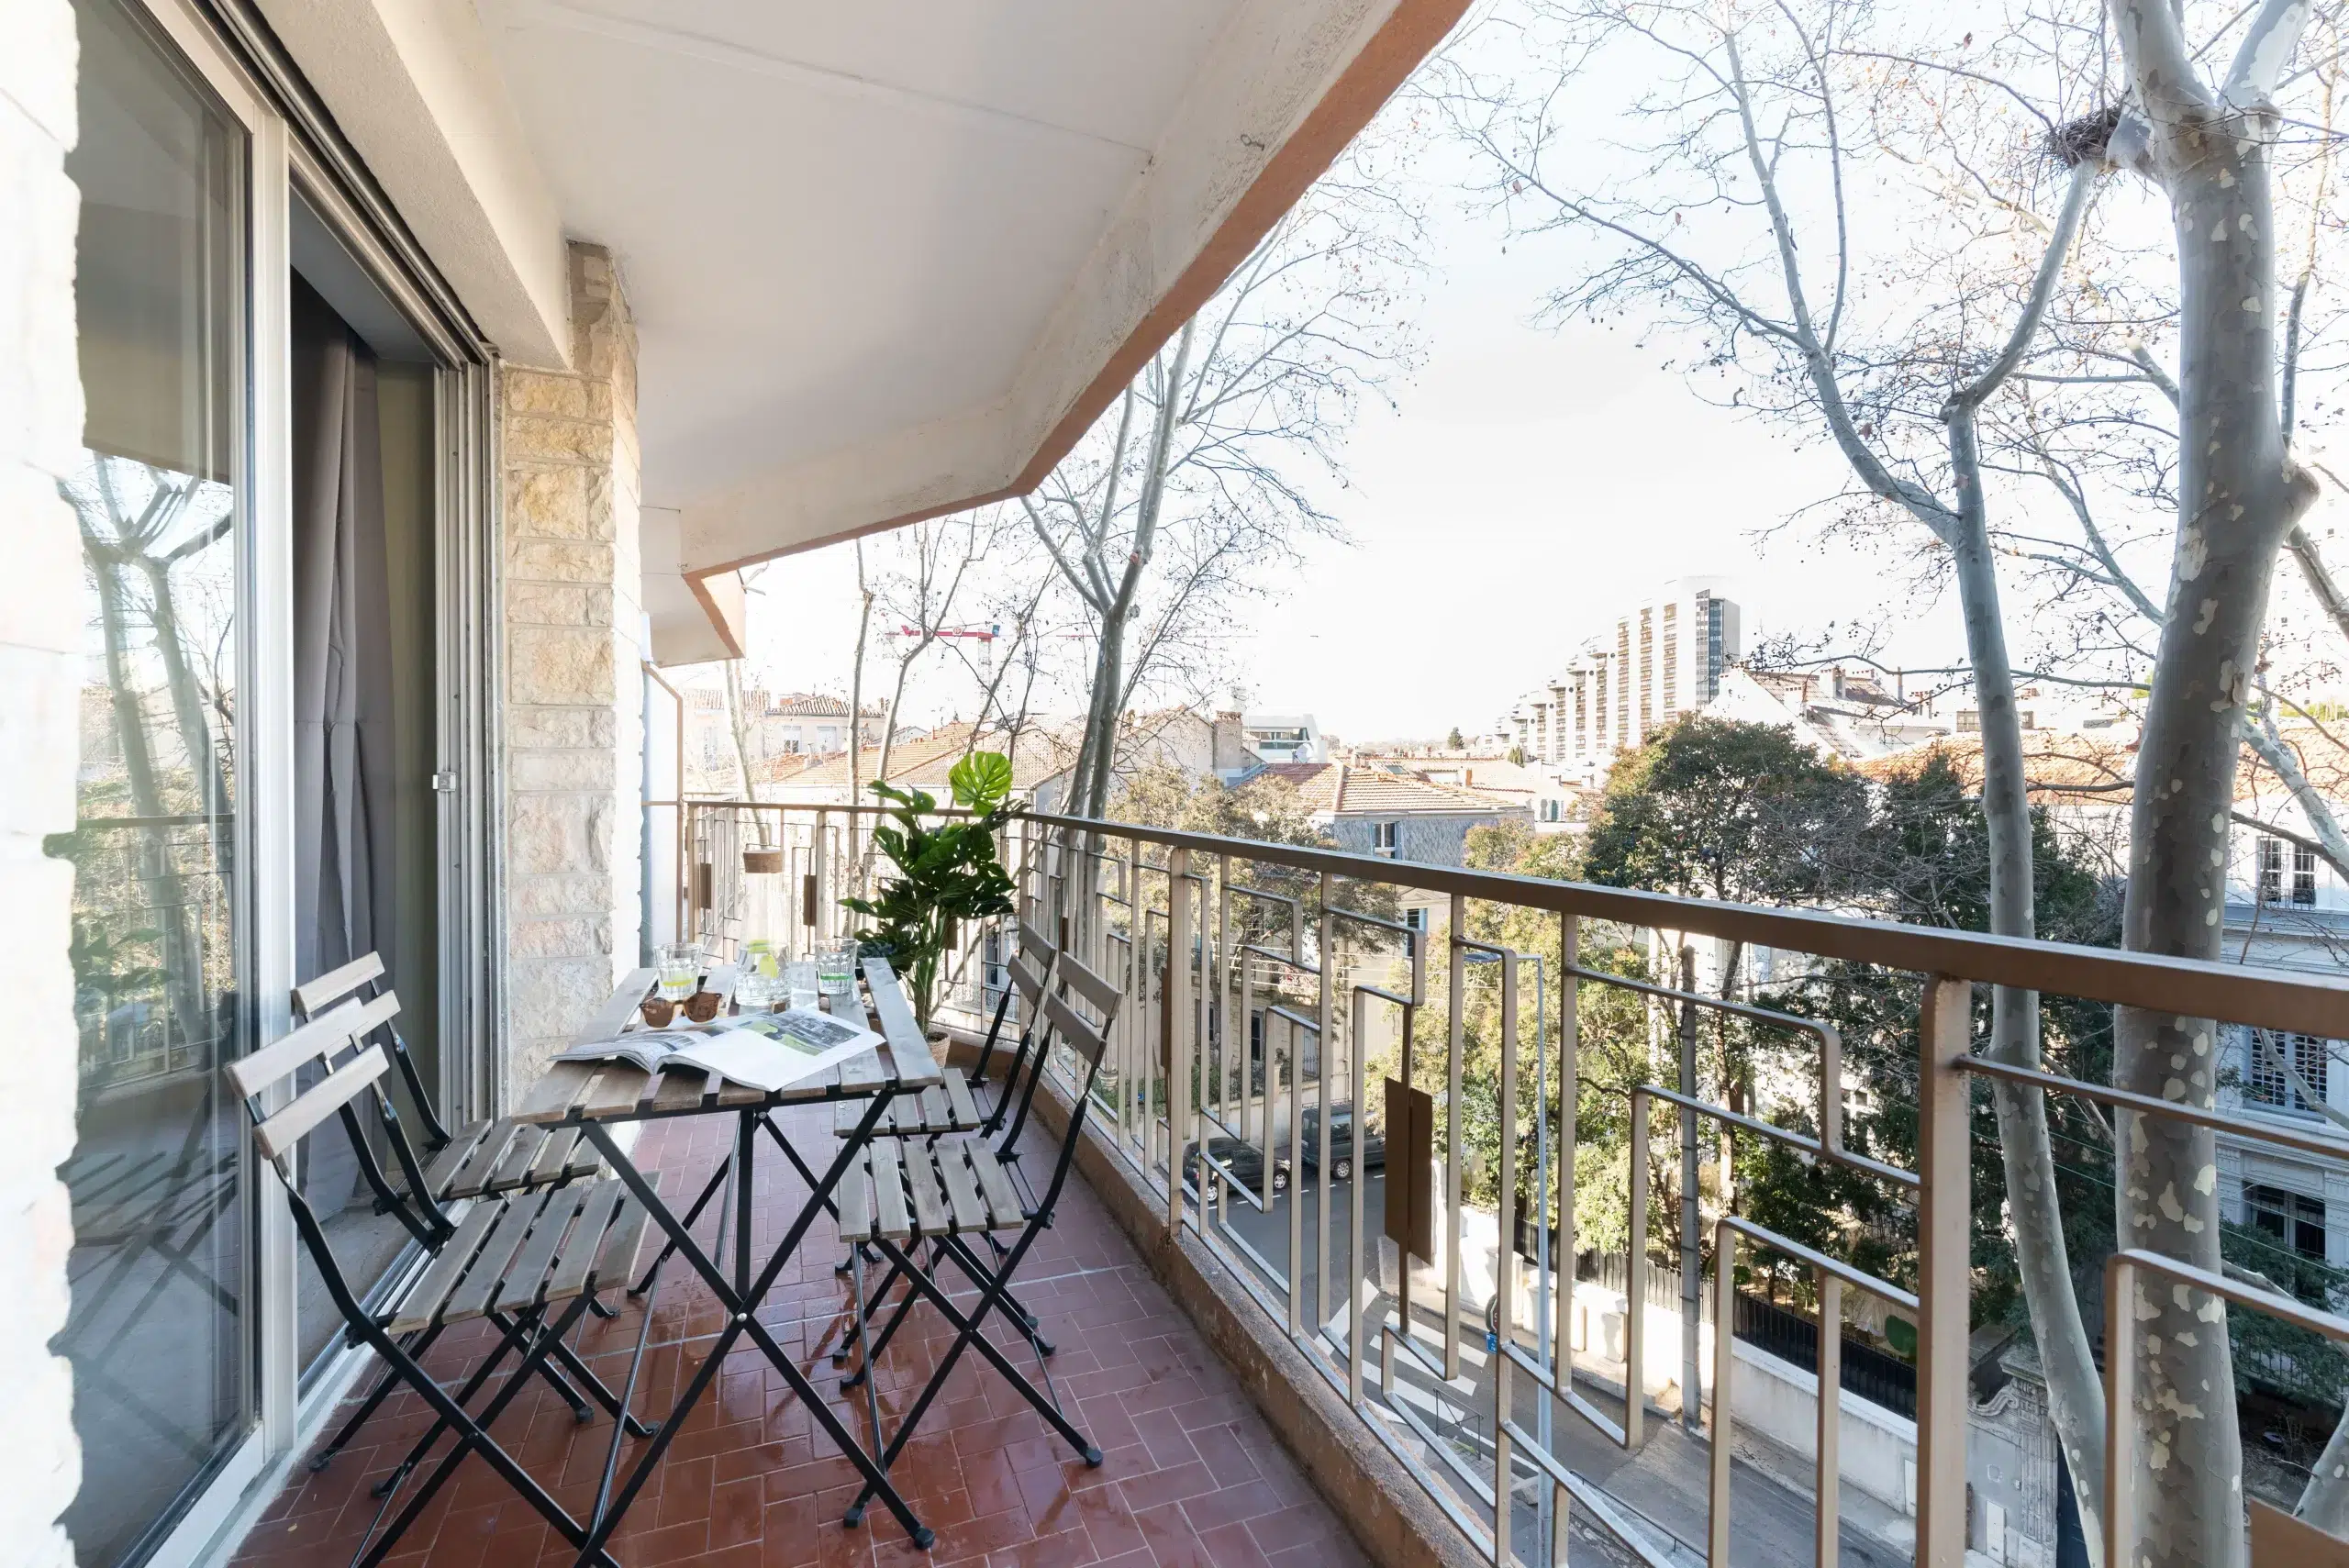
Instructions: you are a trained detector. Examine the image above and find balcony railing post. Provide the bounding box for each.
[1166,845,1193,1236]
[1817,1271,1843,1568]
[1626,1087,1648,1452]
[1446,892,1465,1382]
[1676,944,1700,1433]
[1556,913,1577,1383]
[1316,872,1334,1335]
[1916,974,1971,1568]
[1493,950,1520,1564]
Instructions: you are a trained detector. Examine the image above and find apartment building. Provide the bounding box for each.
[1508,576,1742,780]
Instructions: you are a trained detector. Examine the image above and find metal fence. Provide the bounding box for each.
[672,798,2349,1567]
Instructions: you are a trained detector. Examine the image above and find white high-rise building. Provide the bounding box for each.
[1509,577,1742,779]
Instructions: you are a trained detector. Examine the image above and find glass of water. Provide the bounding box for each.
[785,955,819,1012]
[656,941,702,1003]
[738,939,778,1008]
[817,940,857,999]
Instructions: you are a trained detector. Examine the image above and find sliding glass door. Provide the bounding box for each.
[54,0,250,1560]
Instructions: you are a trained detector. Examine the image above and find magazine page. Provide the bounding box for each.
[551,1029,706,1075]
[669,1007,882,1094]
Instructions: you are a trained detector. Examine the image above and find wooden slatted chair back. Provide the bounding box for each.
[292,951,456,1148]
[994,943,1127,1220]
[281,965,451,1240]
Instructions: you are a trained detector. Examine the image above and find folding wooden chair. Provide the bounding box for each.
[828,938,1059,1356]
[228,1015,661,1568]
[278,972,648,1477]
[295,953,606,1208]
[831,946,1125,1528]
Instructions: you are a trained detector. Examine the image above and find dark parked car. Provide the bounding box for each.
[1183,1138,1290,1195]
[1293,1105,1384,1184]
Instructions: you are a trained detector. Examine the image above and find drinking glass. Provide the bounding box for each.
[818,940,857,998]
[785,956,819,1012]
[739,940,778,1008]
[657,941,702,1003]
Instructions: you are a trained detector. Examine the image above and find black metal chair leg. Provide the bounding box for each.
[840,1257,922,1387]
[368,1309,546,1497]
[355,1296,613,1568]
[310,1323,444,1471]
[843,1235,1097,1527]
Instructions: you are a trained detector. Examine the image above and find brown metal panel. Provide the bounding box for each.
[2252,1501,2349,1566]
[1382,1076,1432,1262]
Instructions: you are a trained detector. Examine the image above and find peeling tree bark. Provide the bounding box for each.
[2106,4,2322,1561]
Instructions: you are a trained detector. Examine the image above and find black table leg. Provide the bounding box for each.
[571,1096,932,1559]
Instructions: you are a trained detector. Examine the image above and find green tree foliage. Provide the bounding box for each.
[1582,716,1868,906]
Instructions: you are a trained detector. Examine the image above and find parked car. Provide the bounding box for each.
[1182,1138,1290,1195]
[1293,1105,1384,1184]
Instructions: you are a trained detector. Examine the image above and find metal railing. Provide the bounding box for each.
[1009,808,2349,1568]
[665,798,2349,1565]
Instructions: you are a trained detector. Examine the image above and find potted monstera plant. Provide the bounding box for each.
[841,750,1017,1034]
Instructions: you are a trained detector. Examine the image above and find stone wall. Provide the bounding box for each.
[499,243,645,1104]
[0,4,87,1561]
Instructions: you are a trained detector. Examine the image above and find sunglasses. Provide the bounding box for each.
[641,988,727,1029]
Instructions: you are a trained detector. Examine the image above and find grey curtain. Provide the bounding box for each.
[291,279,393,1218]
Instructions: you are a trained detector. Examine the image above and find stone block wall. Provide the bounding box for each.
[499,243,646,1103]
[0,4,87,1561]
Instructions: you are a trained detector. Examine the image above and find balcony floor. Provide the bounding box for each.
[233,1102,1364,1568]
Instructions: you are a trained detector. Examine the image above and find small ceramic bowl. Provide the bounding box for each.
[640,996,677,1028]
[683,988,723,1024]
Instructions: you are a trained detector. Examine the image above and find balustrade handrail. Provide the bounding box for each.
[1018,808,2349,1037]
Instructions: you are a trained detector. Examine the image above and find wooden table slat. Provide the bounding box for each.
[863,959,942,1089]
[579,968,657,1043]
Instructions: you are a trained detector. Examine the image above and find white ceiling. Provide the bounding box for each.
[477,0,1252,506]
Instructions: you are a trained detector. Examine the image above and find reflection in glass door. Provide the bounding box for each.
[50,0,250,1561]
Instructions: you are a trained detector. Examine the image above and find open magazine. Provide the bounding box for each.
[555,1006,882,1095]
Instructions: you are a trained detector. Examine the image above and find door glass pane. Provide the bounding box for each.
[288,272,441,1373]
[51,0,250,1560]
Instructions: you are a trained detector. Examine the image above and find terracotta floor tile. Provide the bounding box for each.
[228,1106,1355,1568]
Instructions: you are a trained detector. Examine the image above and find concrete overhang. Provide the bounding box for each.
[260,1,1465,656]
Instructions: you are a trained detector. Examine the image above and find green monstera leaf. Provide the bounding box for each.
[949,750,1014,812]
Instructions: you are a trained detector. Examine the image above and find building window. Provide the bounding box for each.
[2259,836,2319,905]
[1372,820,1399,857]
[1957,709,1980,733]
[2247,1184,2328,1262]
[1403,906,1428,933]
[1662,602,1678,715]
[2248,1029,2330,1113]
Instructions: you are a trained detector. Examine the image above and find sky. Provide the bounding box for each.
[728,15,2032,744]
[737,211,1970,743]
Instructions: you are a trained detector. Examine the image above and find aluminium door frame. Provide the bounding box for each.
[112,1,503,1562]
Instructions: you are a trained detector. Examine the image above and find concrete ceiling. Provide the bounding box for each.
[472,0,1462,598]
